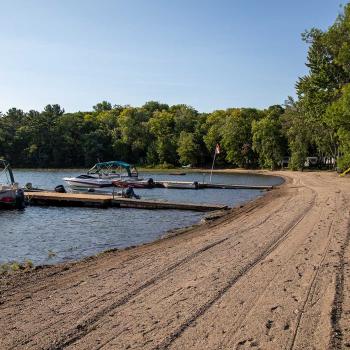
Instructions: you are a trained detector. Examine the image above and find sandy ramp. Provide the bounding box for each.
[0,171,349,349]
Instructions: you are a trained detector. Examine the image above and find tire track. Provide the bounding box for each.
[288,194,338,350]
[214,195,330,350]
[73,195,300,350]
[10,236,227,350]
[43,236,230,350]
[329,194,350,350]
[65,190,314,350]
[146,191,317,350]
[68,190,308,350]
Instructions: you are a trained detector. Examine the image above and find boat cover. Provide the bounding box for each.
[88,161,132,176]
[0,159,15,184]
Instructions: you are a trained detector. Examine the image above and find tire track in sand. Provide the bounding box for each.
[329,194,350,350]
[146,191,317,350]
[288,193,339,349]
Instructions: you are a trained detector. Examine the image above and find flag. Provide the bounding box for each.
[215,143,221,155]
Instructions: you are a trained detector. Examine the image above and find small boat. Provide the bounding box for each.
[169,172,187,176]
[162,181,199,189]
[70,186,140,199]
[112,178,154,189]
[63,161,143,189]
[63,175,115,189]
[0,159,25,209]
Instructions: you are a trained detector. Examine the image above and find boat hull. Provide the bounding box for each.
[162,181,199,189]
[63,178,113,189]
[0,188,25,209]
[112,179,154,189]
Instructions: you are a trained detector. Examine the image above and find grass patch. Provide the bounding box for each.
[0,259,34,275]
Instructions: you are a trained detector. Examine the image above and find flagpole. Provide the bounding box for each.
[209,151,216,183]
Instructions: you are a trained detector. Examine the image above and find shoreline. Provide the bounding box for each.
[1,170,283,269]
[11,165,287,176]
[1,170,349,349]
[0,172,286,293]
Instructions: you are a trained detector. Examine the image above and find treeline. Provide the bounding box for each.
[0,102,288,169]
[1,4,350,171]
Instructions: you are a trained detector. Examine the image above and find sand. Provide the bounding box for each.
[0,170,349,349]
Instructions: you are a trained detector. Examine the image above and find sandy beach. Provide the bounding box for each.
[0,170,349,349]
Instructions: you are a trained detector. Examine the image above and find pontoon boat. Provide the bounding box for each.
[0,159,25,209]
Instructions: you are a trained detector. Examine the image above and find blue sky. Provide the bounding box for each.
[0,0,344,113]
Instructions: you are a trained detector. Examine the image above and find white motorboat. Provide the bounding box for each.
[63,175,115,189]
[63,161,142,189]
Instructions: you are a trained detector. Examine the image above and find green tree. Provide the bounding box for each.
[325,83,350,170]
[148,110,177,165]
[252,117,285,170]
[0,108,26,165]
[177,131,199,165]
[117,107,151,163]
[221,108,261,167]
[282,100,310,170]
[93,101,112,112]
[295,4,350,165]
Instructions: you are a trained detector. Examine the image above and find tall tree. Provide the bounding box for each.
[252,111,286,170]
[221,108,261,167]
[325,83,350,170]
[295,4,350,166]
[148,110,178,165]
[177,131,199,166]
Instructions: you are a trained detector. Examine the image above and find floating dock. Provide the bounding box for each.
[154,181,273,190]
[25,191,112,208]
[197,183,273,190]
[24,191,228,212]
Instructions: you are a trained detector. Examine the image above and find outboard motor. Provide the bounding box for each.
[122,186,140,199]
[25,182,33,190]
[15,188,25,209]
[147,178,155,188]
[55,185,66,193]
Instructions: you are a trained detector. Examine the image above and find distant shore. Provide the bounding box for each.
[12,166,281,176]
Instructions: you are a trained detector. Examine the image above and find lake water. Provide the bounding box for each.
[0,170,283,266]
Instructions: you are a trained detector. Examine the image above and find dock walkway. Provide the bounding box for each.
[24,191,227,212]
[197,183,273,190]
[154,181,273,190]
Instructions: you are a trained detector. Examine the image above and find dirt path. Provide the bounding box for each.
[0,171,349,350]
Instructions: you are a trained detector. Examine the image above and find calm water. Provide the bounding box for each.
[0,170,283,266]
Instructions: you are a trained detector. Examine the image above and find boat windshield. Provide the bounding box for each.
[87,161,133,177]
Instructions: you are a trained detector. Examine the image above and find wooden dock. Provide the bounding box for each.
[154,181,273,190]
[112,197,226,211]
[24,191,227,212]
[25,191,112,208]
[197,183,274,190]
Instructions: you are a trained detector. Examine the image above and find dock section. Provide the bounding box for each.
[154,181,273,190]
[25,191,112,208]
[198,183,273,190]
[24,191,227,212]
[112,197,226,211]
